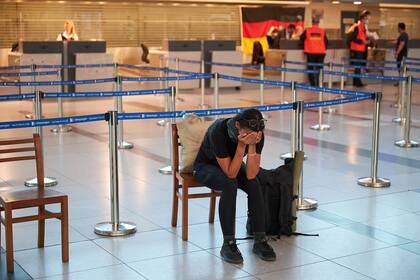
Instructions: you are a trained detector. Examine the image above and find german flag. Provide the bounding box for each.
[242,7,305,55]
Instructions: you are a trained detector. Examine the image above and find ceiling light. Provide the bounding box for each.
[379,3,420,9]
[353,1,362,5]
[332,1,340,4]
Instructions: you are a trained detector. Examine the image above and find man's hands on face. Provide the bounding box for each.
[238,131,262,145]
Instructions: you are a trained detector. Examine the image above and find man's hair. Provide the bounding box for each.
[234,109,264,131]
[312,16,320,24]
[398,22,406,30]
[359,10,371,20]
[288,24,296,30]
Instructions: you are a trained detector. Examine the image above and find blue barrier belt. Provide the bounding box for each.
[121,73,211,82]
[264,65,319,74]
[0,88,171,101]
[167,57,202,64]
[218,74,291,87]
[0,77,116,87]
[413,77,420,83]
[407,57,420,61]
[0,71,59,77]
[296,83,373,97]
[0,65,33,71]
[0,96,370,130]
[331,63,400,71]
[0,114,105,129]
[324,70,405,81]
[37,63,115,69]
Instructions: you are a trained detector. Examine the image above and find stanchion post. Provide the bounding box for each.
[340,64,345,91]
[280,60,286,101]
[281,82,307,160]
[358,92,391,188]
[25,64,37,119]
[393,65,408,124]
[259,63,264,106]
[310,69,330,131]
[213,72,220,112]
[24,90,58,188]
[324,62,336,114]
[114,76,133,149]
[94,111,137,236]
[158,86,176,175]
[199,59,209,109]
[395,76,419,148]
[51,70,72,134]
[175,57,184,102]
[295,100,317,210]
[157,58,170,127]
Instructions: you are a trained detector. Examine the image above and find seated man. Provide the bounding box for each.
[193,109,276,264]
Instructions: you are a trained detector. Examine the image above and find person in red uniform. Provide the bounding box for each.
[348,10,371,87]
[300,16,328,86]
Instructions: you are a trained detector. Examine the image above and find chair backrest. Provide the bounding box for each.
[171,123,180,174]
[0,134,44,188]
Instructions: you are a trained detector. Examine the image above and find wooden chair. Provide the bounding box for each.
[171,124,220,241]
[0,134,69,273]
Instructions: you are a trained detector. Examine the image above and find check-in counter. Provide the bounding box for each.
[210,50,242,88]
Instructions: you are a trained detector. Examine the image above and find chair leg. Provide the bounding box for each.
[4,206,14,273]
[61,198,69,263]
[181,184,189,241]
[171,179,179,227]
[38,206,45,248]
[209,193,217,224]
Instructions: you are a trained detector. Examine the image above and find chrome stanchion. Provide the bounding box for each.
[94,111,137,236]
[199,60,209,109]
[280,60,286,102]
[25,64,37,119]
[158,86,176,175]
[175,57,184,103]
[323,62,336,114]
[25,90,58,188]
[295,100,317,210]
[114,76,134,149]
[281,82,307,160]
[51,70,72,134]
[395,76,419,148]
[214,72,220,112]
[393,65,408,124]
[358,92,391,188]
[310,69,330,131]
[340,64,345,91]
[259,63,264,106]
[157,58,170,127]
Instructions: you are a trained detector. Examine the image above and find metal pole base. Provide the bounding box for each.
[323,107,337,114]
[50,125,72,134]
[392,117,406,124]
[24,177,58,187]
[357,177,391,188]
[297,198,318,210]
[280,153,308,160]
[157,119,170,127]
[394,140,419,148]
[158,165,172,175]
[310,124,330,131]
[118,141,134,149]
[390,103,399,108]
[94,222,137,237]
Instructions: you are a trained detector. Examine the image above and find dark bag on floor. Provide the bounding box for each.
[246,158,296,237]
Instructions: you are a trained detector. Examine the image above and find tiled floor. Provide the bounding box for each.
[0,76,420,279]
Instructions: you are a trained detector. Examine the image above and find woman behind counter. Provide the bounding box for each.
[57,20,79,41]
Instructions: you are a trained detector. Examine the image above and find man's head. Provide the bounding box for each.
[312,16,320,25]
[359,10,371,24]
[398,22,406,33]
[287,24,296,34]
[234,108,266,134]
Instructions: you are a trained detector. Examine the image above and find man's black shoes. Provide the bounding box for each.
[220,240,243,264]
[253,235,276,261]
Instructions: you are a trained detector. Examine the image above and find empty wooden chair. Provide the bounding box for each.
[0,134,69,273]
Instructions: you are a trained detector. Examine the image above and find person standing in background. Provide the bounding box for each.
[300,16,328,86]
[348,10,371,87]
[395,22,409,68]
[57,20,79,41]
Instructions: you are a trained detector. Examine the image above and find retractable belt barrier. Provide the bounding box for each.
[0,70,59,77]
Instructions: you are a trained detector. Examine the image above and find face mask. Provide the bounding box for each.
[226,118,239,142]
